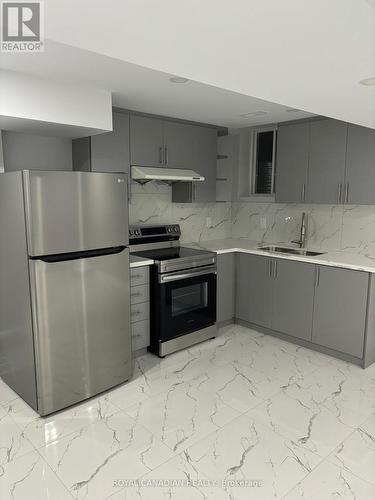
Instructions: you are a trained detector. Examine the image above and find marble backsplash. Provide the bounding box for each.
[232,202,375,256]
[130,182,375,256]
[129,181,232,243]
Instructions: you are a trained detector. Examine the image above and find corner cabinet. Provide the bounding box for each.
[72,111,130,173]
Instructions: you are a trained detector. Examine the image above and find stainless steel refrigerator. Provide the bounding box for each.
[0,170,132,416]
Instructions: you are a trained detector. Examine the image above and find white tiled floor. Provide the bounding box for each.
[1,324,375,499]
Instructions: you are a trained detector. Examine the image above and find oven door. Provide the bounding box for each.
[157,265,217,341]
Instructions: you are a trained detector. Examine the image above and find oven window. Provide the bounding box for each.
[171,282,208,317]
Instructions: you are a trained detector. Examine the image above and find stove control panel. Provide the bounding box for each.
[129,224,181,241]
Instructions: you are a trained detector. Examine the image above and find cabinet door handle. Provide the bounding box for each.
[337,183,343,204]
[301,183,306,201]
[164,146,168,165]
[269,260,273,277]
[274,261,278,279]
[315,267,320,287]
[345,183,349,203]
[159,147,163,165]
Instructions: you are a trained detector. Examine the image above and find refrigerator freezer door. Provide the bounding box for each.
[29,248,131,415]
[23,170,129,257]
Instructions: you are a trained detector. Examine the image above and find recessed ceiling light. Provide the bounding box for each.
[359,77,375,86]
[240,111,268,118]
[285,108,301,113]
[169,76,189,84]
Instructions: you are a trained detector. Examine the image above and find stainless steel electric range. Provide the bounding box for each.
[129,224,217,357]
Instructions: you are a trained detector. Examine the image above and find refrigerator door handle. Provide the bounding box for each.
[30,245,127,263]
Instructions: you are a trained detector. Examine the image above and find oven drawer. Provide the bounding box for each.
[131,301,149,323]
[131,320,150,351]
[130,284,150,304]
[130,267,149,286]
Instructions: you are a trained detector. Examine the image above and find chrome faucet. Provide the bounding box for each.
[292,212,307,248]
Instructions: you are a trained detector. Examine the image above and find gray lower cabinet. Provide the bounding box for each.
[216,253,235,323]
[345,124,375,205]
[130,115,164,167]
[72,111,130,173]
[275,122,310,203]
[307,119,347,204]
[235,253,273,328]
[272,259,315,341]
[311,266,368,358]
[130,266,150,351]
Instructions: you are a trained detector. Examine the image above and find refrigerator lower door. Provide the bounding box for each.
[29,248,131,416]
[23,170,129,257]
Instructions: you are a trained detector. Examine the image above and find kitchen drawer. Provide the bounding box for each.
[130,284,150,304]
[130,266,149,286]
[131,320,150,351]
[131,301,149,323]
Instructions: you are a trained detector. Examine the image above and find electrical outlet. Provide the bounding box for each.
[260,216,267,229]
[206,217,212,228]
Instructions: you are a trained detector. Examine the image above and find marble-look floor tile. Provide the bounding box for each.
[40,411,176,499]
[248,390,356,458]
[184,413,322,500]
[108,454,231,500]
[284,458,375,500]
[195,361,284,413]
[294,364,375,424]
[14,395,121,450]
[0,412,34,468]
[0,380,20,408]
[0,450,72,500]
[125,374,241,453]
[329,413,375,485]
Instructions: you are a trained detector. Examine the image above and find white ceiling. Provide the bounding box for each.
[2,0,374,128]
[0,41,314,128]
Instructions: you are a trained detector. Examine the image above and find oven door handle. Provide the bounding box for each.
[158,266,217,283]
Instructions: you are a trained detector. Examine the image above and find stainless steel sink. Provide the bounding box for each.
[259,246,325,257]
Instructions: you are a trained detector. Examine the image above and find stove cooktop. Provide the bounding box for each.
[133,246,211,262]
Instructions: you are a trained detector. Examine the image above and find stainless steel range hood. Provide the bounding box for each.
[131,166,205,184]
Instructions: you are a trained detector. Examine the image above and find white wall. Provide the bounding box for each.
[2,131,72,171]
[0,70,112,137]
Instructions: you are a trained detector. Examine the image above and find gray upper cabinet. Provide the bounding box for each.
[312,266,368,358]
[275,122,309,203]
[193,126,217,202]
[235,253,273,328]
[130,115,164,167]
[163,121,195,169]
[216,253,235,324]
[172,125,217,203]
[345,124,375,205]
[272,259,315,341]
[72,111,130,173]
[307,119,347,204]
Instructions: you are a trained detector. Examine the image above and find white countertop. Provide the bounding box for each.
[129,254,154,268]
[186,238,375,274]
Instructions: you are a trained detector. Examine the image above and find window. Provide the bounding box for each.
[251,127,277,195]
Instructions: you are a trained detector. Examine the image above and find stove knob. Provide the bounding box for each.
[167,227,172,233]
[136,230,141,236]
[174,226,179,232]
